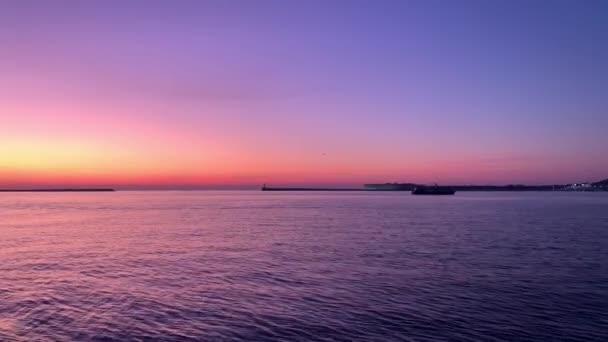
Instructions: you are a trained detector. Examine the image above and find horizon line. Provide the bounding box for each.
[1,178,605,192]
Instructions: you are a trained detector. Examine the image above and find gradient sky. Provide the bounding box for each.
[1,0,607,188]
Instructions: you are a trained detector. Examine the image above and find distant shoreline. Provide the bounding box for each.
[262,182,607,192]
[0,189,116,192]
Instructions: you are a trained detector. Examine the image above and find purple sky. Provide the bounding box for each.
[1,0,607,187]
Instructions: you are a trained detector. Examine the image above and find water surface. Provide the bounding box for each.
[1,191,607,341]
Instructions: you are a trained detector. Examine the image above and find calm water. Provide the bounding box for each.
[1,191,607,341]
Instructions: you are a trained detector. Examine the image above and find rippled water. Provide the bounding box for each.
[1,191,607,341]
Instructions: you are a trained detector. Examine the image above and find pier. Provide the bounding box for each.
[0,189,116,192]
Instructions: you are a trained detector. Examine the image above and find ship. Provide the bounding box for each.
[411,184,455,195]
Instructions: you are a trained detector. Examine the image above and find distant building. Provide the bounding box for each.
[564,183,593,191]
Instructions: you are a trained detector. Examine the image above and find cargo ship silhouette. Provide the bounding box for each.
[411,184,456,195]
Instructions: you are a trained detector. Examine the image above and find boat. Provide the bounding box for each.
[412,184,455,195]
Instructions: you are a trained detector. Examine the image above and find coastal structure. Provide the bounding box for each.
[364,183,416,191]
[0,189,115,192]
[262,178,608,192]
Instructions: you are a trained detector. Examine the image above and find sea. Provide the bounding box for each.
[1,191,607,341]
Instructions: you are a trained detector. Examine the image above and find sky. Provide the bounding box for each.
[1,0,607,188]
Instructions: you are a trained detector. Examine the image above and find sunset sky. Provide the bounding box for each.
[1,1,607,188]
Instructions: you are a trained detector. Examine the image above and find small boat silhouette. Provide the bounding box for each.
[412,184,455,195]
